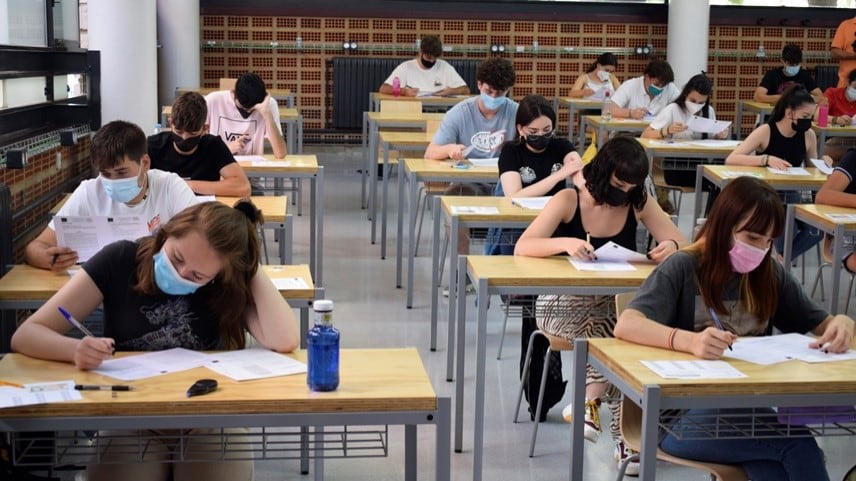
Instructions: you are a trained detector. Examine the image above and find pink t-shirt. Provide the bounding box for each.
[205,90,283,156]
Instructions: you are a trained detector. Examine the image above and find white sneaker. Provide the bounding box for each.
[561,398,602,443]
[614,440,640,477]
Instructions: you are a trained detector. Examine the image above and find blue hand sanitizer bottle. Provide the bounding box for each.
[307,299,339,391]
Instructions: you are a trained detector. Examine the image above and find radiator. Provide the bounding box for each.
[331,57,479,130]
[815,65,839,92]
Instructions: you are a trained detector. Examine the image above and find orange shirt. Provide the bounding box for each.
[832,17,856,88]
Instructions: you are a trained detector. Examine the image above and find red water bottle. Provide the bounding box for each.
[392,76,401,97]
[817,104,829,128]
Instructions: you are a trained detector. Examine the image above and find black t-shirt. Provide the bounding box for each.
[833,148,856,195]
[759,68,817,95]
[83,240,221,351]
[147,132,236,183]
[497,138,573,197]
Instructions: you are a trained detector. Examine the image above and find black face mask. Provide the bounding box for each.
[172,133,203,153]
[237,107,253,119]
[525,132,553,151]
[792,117,812,133]
[603,185,630,206]
[421,57,436,69]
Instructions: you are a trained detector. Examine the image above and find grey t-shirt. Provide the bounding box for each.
[627,251,827,336]
[431,96,519,159]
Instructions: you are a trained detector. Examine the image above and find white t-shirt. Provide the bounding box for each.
[205,90,284,156]
[610,76,680,116]
[383,59,467,94]
[648,103,719,140]
[50,169,199,234]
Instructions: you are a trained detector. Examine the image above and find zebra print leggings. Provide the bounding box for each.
[535,294,622,441]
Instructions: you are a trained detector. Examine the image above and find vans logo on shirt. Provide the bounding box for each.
[469,130,506,154]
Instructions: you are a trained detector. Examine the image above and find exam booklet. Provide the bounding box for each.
[54,215,150,262]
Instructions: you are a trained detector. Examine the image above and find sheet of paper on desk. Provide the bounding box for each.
[569,258,636,271]
[467,157,499,168]
[688,139,741,148]
[826,213,856,222]
[810,158,834,175]
[450,206,499,215]
[641,360,747,379]
[195,195,216,203]
[511,197,551,210]
[686,115,731,135]
[766,167,810,176]
[55,215,150,263]
[92,348,211,381]
[721,170,761,179]
[234,155,268,163]
[727,333,856,365]
[270,276,309,289]
[0,385,82,409]
[206,348,307,381]
[594,241,650,263]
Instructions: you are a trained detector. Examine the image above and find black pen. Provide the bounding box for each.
[708,307,733,351]
[74,384,135,391]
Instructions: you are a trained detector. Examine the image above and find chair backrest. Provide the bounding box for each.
[425,118,442,136]
[219,78,237,90]
[380,100,421,115]
[614,292,635,317]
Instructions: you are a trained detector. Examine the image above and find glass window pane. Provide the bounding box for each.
[0,0,47,47]
[53,75,68,101]
[4,77,47,108]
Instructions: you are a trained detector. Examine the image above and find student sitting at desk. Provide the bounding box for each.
[820,68,856,162]
[515,136,687,475]
[378,35,469,97]
[615,176,854,481]
[726,85,830,260]
[568,52,620,99]
[608,59,679,120]
[754,44,826,106]
[11,200,300,481]
[815,147,856,271]
[149,92,251,197]
[641,73,729,141]
[24,121,198,273]
[206,72,287,159]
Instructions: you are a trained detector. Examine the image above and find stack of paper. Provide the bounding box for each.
[641,360,747,379]
[511,197,551,210]
[726,333,856,365]
[55,215,150,262]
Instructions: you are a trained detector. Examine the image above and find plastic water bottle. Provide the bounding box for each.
[153,123,162,135]
[307,300,339,392]
[817,104,829,128]
[601,91,612,123]
[392,76,401,97]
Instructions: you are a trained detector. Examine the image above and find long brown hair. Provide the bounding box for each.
[689,176,783,321]
[134,200,263,349]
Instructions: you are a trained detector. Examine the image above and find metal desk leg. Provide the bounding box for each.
[406,169,419,308]
[300,305,309,348]
[692,164,704,227]
[313,167,325,287]
[735,102,744,140]
[436,397,451,481]
[380,141,391,259]
[783,205,795,273]
[598,124,606,149]
[286,120,296,158]
[298,113,304,154]
[282,216,293,265]
[362,112,369,209]
[453,255,467,452]
[369,121,379,230]
[300,426,310,474]
[831,224,846,314]
[314,426,324,481]
[430,196,441,350]
[472,274,489,481]
[639,387,662,481]
[569,340,588,481]
[405,424,417,481]
[396,163,406,289]
[445,218,460,381]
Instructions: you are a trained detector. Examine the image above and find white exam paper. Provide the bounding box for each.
[810,158,834,175]
[270,277,310,290]
[641,360,747,379]
[92,348,211,381]
[196,195,216,203]
[467,157,499,168]
[449,206,499,215]
[234,155,268,163]
[206,348,307,381]
[766,167,810,176]
[826,213,856,222]
[726,333,856,365]
[0,383,82,409]
[686,116,731,135]
[687,139,741,148]
[55,215,150,262]
[511,197,551,210]
[594,241,650,263]
[587,86,608,101]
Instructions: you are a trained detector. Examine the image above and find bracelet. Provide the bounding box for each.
[762,154,769,167]
[668,239,679,251]
[667,328,678,351]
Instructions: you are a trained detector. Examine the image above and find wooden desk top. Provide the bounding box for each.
[217,195,287,223]
[372,92,473,105]
[0,348,436,418]
[0,264,313,302]
[740,100,774,112]
[440,196,541,222]
[588,338,856,398]
[812,123,856,134]
[636,138,740,156]
[557,97,603,108]
[793,204,856,232]
[466,255,655,288]
[582,115,651,129]
[367,111,446,125]
[378,131,433,145]
[402,158,498,179]
[702,165,828,187]
[237,154,319,175]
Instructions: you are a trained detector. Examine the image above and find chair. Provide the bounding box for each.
[219,77,236,90]
[613,292,748,481]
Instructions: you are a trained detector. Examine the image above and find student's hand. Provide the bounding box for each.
[563,238,597,260]
[74,336,116,370]
[560,152,583,177]
[227,135,250,155]
[433,87,453,97]
[822,155,834,167]
[810,315,855,353]
[580,88,595,97]
[647,241,678,263]
[402,87,419,97]
[715,129,730,140]
[47,246,78,273]
[629,108,647,120]
[766,155,791,170]
[447,144,466,160]
[689,327,738,360]
[251,95,273,117]
[837,114,853,126]
[667,123,687,135]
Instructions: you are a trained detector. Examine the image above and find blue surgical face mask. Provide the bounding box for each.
[647,84,663,96]
[480,92,507,111]
[783,65,800,77]
[101,174,143,204]
[153,250,206,296]
[846,86,856,102]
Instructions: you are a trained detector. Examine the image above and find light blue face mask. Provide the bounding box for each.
[783,65,800,77]
[153,250,206,296]
[480,92,507,111]
[847,86,856,102]
[101,174,142,203]
[647,84,663,96]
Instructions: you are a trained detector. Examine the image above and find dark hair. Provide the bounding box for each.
[582,136,648,210]
[691,176,783,323]
[420,35,443,57]
[134,199,264,350]
[643,59,674,84]
[585,52,618,73]
[234,72,267,109]
[477,58,516,91]
[91,120,147,171]
[848,68,856,84]
[171,92,207,132]
[673,73,712,114]
[782,44,803,65]
[769,85,815,123]
[515,94,556,142]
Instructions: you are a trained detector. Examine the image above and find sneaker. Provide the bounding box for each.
[561,398,602,443]
[614,440,640,477]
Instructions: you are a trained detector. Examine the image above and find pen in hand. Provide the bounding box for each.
[58,307,95,338]
[708,307,733,351]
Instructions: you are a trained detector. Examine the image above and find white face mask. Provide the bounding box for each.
[685,100,705,115]
[847,86,856,102]
[597,70,611,82]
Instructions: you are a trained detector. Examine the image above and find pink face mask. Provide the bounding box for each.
[728,236,769,274]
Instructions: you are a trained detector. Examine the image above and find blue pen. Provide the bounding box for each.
[58,307,96,338]
[708,307,733,351]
